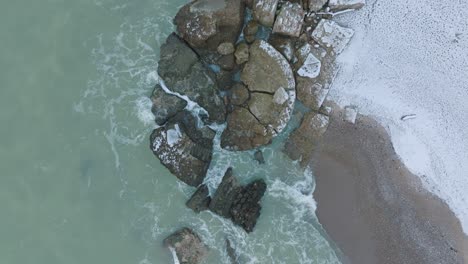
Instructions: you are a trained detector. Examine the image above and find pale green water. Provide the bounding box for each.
[0,0,341,263]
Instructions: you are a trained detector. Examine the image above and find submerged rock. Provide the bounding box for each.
[311,19,354,55]
[254,150,265,164]
[253,0,279,27]
[284,111,329,166]
[328,0,365,11]
[174,0,245,51]
[150,111,215,187]
[158,33,226,124]
[164,228,208,264]
[186,184,211,213]
[272,2,305,37]
[150,85,187,126]
[230,179,267,233]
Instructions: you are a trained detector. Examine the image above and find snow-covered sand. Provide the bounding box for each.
[329,0,468,232]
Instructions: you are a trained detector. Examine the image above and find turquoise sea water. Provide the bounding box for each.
[0,0,341,263]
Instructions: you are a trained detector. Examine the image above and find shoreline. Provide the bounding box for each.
[312,107,468,264]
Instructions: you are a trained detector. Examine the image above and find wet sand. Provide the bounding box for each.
[311,108,468,264]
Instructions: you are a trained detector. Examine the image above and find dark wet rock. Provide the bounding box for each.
[218,54,236,71]
[284,111,329,166]
[209,168,240,218]
[226,238,239,264]
[186,184,211,213]
[218,42,235,55]
[253,0,279,27]
[150,111,215,186]
[174,0,245,51]
[157,33,226,124]
[268,34,295,61]
[254,150,265,164]
[230,83,250,106]
[308,0,327,11]
[230,179,267,232]
[234,42,249,65]
[164,228,208,264]
[272,2,305,37]
[216,69,236,91]
[221,107,275,150]
[244,0,254,9]
[150,85,187,126]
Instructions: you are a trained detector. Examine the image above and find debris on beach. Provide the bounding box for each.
[401,114,417,121]
[344,106,358,124]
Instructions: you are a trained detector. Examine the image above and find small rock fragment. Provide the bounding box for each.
[272,2,305,37]
[218,54,236,71]
[328,0,365,11]
[218,42,235,55]
[234,42,250,64]
[164,228,208,264]
[273,87,289,105]
[253,0,279,27]
[254,150,265,164]
[344,106,358,124]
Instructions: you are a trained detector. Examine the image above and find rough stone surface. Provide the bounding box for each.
[234,42,249,64]
[150,111,215,187]
[284,111,329,166]
[218,54,236,71]
[308,0,327,11]
[296,77,329,111]
[158,33,226,124]
[272,2,305,37]
[311,19,354,55]
[253,0,279,27]
[268,34,295,61]
[151,85,187,126]
[230,83,250,106]
[328,0,365,11]
[226,238,239,264]
[254,150,265,164]
[186,184,211,213]
[218,42,235,55]
[209,168,240,218]
[230,179,267,232]
[174,0,245,51]
[164,228,208,264]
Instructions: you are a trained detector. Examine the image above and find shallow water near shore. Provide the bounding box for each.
[0,0,341,263]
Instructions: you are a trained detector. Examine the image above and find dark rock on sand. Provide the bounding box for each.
[157,33,226,124]
[150,84,187,126]
[164,228,208,264]
[209,168,240,218]
[253,150,265,164]
[186,184,211,213]
[174,0,245,51]
[150,111,215,186]
[230,179,266,232]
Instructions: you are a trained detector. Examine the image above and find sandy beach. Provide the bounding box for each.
[312,107,468,264]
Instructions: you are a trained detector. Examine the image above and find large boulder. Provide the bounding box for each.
[311,19,354,55]
[186,184,212,213]
[158,33,226,124]
[221,40,295,150]
[164,228,208,264]
[252,0,279,27]
[272,2,305,37]
[174,0,245,51]
[150,111,216,186]
[209,168,240,218]
[284,111,329,166]
[150,85,187,126]
[230,179,267,233]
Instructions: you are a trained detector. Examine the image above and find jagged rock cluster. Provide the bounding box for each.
[152,0,364,262]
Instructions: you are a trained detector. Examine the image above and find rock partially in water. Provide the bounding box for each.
[311,19,354,55]
[328,0,365,11]
[284,111,329,166]
[209,168,240,218]
[254,150,265,164]
[186,184,211,213]
[150,84,187,126]
[174,0,245,51]
[253,0,279,27]
[150,111,215,187]
[158,33,226,124]
[230,179,267,233]
[164,227,208,264]
[272,2,305,37]
[225,238,239,264]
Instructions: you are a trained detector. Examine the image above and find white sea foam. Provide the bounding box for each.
[330,0,468,232]
[135,96,156,126]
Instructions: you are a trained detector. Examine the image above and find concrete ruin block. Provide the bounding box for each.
[253,0,279,27]
[311,19,354,55]
[272,2,305,37]
[328,0,365,11]
[344,106,358,124]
